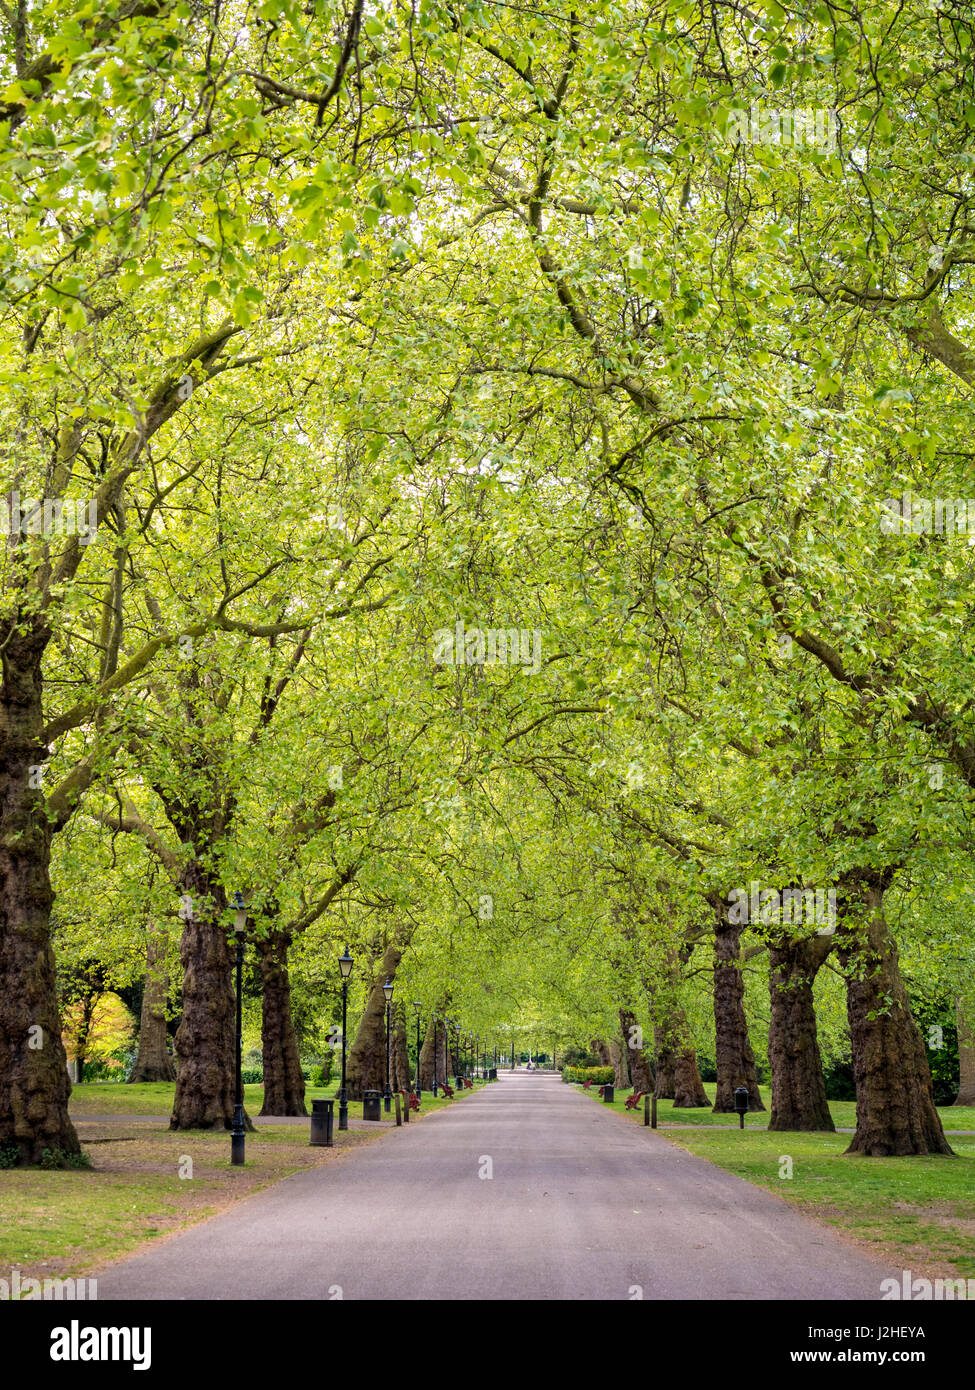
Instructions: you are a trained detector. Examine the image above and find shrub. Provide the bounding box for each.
[240,1067,263,1084]
[39,1148,91,1170]
[561,1065,614,1086]
[302,1055,334,1087]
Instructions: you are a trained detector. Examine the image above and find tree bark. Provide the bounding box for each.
[839,887,953,1156]
[673,1049,709,1108]
[258,930,306,1116]
[346,943,402,1100]
[652,1028,676,1099]
[418,1017,438,1088]
[712,919,765,1111]
[0,624,80,1163]
[620,1008,653,1091]
[767,932,835,1131]
[955,996,975,1106]
[170,867,251,1130]
[129,927,174,1084]
[391,1001,411,1092]
[609,1037,627,1088]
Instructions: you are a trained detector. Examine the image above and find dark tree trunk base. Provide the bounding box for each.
[840,893,953,1157]
[673,1050,710,1107]
[0,628,81,1164]
[712,918,765,1112]
[170,878,251,1131]
[129,928,175,1084]
[653,1036,676,1100]
[347,944,402,1101]
[767,933,835,1132]
[258,931,306,1117]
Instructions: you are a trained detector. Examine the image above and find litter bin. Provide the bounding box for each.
[363,1090,382,1122]
[310,1098,334,1147]
[603,1084,615,1103]
[489,1068,497,1080]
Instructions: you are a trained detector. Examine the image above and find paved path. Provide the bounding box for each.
[96,1072,898,1301]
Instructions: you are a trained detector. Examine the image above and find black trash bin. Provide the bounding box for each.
[489,1067,497,1080]
[363,1090,382,1122]
[603,1083,615,1103]
[310,1098,334,1147]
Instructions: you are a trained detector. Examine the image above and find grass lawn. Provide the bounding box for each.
[569,1080,975,1133]
[0,1079,492,1287]
[573,1082,975,1283]
[66,1078,492,1116]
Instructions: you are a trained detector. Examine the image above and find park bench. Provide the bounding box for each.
[624,1091,645,1111]
[440,1082,455,1098]
[582,1079,593,1090]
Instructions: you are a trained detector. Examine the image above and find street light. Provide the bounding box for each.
[413,1001,422,1099]
[383,977,394,1113]
[338,946,353,1131]
[454,1018,462,1085]
[230,891,247,1166]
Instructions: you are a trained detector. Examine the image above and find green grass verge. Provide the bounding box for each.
[569,1081,975,1133]
[67,1078,494,1116]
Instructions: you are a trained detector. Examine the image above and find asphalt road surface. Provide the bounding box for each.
[96,1071,896,1300]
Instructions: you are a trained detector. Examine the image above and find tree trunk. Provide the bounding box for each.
[437,1017,449,1081]
[673,1049,710,1107]
[72,993,98,1087]
[955,996,975,1106]
[418,1017,437,1088]
[391,1001,411,1092]
[170,868,251,1130]
[712,919,765,1111]
[609,1037,627,1089]
[129,927,175,1084]
[258,930,306,1116]
[620,1009,653,1091]
[646,937,709,1107]
[652,1028,676,1099]
[839,890,953,1156]
[346,943,402,1100]
[767,932,834,1131]
[0,625,80,1164]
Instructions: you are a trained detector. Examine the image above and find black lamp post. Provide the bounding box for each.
[230,891,247,1166]
[383,977,394,1112]
[454,1018,462,1082]
[338,946,353,1131]
[413,1000,422,1098]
